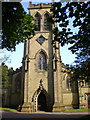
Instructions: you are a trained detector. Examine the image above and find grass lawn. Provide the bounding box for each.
[54,108,90,112]
[65,108,90,112]
[0,107,90,113]
[0,107,18,112]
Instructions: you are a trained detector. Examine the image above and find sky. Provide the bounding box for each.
[2,0,76,70]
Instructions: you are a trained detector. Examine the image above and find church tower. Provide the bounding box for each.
[21,1,79,112]
[21,2,55,112]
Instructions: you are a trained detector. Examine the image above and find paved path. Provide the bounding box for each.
[1,111,90,120]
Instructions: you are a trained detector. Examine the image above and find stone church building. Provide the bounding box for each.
[3,2,90,112]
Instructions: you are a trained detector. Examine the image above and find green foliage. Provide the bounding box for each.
[2,63,9,86]
[8,67,13,75]
[1,63,14,88]
[2,2,36,51]
[50,2,90,82]
[50,1,90,62]
[70,60,90,83]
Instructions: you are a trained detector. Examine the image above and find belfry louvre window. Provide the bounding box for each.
[35,12,41,31]
[44,13,51,31]
[37,51,47,70]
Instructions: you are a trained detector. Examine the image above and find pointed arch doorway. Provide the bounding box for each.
[38,92,47,111]
[32,89,48,112]
[32,80,48,112]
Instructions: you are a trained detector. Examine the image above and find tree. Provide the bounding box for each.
[50,1,90,82]
[1,63,14,107]
[1,63,13,88]
[72,61,90,83]
[2,2,36,51]
[2,63,9,88]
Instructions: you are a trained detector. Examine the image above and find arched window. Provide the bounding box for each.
[37,51,47,70]
[44,13,51,31]
[35,12,41,31]
[66,79,71,90]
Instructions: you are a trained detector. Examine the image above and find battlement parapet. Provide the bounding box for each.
[28,2,52,9]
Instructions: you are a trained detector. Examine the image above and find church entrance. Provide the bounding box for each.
[38,92,47,111]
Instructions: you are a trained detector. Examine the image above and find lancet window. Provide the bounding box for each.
[66,79,71,90]
[44,13,51,31]
[35,12,41,31]
[37,51,47,70]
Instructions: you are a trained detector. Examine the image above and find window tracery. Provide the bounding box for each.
[36,35,46,45]
[37,51,47,71]
[35,12,41,31]
[44,13,51,31]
